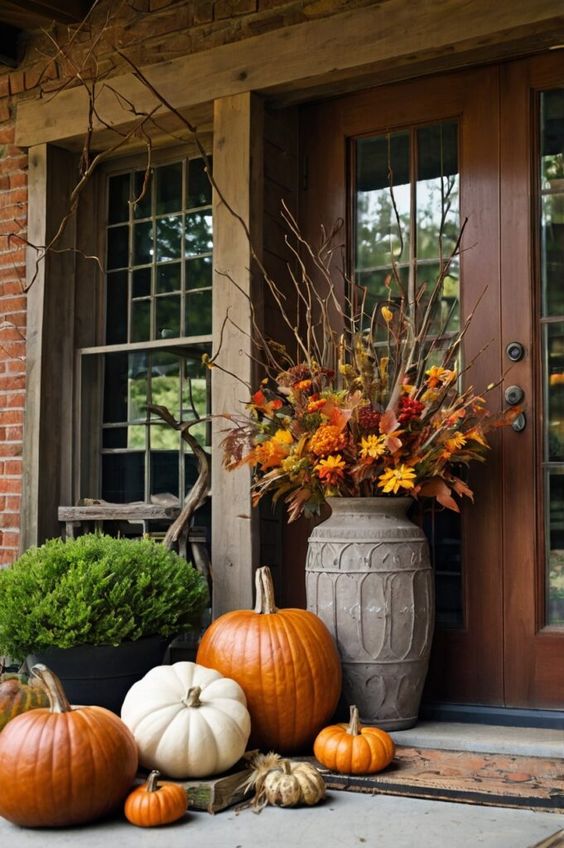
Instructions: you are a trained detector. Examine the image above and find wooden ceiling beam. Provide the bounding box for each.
[0,0,91,29]
[15,0,564,149]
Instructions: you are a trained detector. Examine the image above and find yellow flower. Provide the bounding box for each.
[381,305,393,323]
[377,464,417,494]
[466,428,488,447]
[315,454,346,485]
[445,432,467,451]
[272,429,293,445]
[359,434,387,460]
[309,424,347,457]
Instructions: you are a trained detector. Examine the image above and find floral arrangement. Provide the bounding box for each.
[216,205,517,521]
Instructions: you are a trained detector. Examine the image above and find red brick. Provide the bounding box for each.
[1,392,25,409]
[215,0,257,18]
[0,155,27,174]
[0,101,11,124]
[194,0,214,22]
[4,456,21,472]
[5,426,23,441]
[8,72,24,96]
[0,549,17,565]
[9,172,26,189]
[0,511,20,529]
[0,530,20,548]
[0,410,23,426]
[0,76,9,99]
[0,375,25,392]
[5,495,20,511]
[0,295,26,313]
[0,127,15,145]
[0,477,21,494]
[0,443,22,460]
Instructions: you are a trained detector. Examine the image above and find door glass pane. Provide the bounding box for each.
[541,90,564,625]
[354,120,462,628]
[547,470,564,625]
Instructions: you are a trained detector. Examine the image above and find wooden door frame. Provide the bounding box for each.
[501,52,564,709]
[299,65,505,705]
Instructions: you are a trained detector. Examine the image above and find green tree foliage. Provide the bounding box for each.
[0,534,209,659]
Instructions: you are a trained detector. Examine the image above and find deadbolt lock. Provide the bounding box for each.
[504,384,525,406]
[506,341,525,362]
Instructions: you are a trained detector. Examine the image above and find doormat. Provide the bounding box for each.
[312,746,564,813]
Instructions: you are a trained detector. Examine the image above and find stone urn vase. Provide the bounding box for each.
[305,497,434,730]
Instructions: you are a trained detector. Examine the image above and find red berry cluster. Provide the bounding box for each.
[398,396,425,424]
[358,406,381,431]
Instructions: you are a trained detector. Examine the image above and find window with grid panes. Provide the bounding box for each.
[80,157,212,521]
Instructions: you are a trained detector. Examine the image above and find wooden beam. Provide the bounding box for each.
[15,0,564,149]
[211,92,263,616]
[21,145,78,550]
[0,0,90,29]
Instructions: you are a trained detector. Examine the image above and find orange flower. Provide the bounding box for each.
[253,429,293,470]
[425,366,457,389]
[250,390,283,416]
[309,424,347,457]
[315,454,346,485]
[440,432,467,460]
[294,379,313,392]
[307,397,327,414]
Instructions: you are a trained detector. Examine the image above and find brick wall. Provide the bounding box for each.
[0,0,382,563]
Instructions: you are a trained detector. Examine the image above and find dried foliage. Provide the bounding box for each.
[218,205,519,520]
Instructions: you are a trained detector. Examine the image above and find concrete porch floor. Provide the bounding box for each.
[1,723,562,847]
[0,791,562,848]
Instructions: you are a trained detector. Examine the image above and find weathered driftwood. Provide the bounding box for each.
[146,404,211,586]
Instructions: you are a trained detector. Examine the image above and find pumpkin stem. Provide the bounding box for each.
[254,566,278,615]
[182,686,202,708]
[30,664,71,714]
[281,759,292,775]
[146,770,161,792]
[347,705,361,736]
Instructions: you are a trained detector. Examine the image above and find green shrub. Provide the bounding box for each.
[0,534,209,659]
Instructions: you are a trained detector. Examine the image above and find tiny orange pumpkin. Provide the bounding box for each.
[124,771,188,827]
[313,705,395,775]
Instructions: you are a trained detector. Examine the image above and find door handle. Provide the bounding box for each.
[504,384,524,406]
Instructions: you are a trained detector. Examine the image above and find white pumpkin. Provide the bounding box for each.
[120,661,251,778]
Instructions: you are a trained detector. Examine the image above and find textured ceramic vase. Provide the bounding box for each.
[305,497,434,730]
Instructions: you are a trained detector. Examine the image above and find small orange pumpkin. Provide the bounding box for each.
[313,705,395,775]
[124,770,188,827]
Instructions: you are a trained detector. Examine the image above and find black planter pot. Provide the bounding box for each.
[27,635,170,714]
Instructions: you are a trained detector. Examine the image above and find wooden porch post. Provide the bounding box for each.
[21,144,77,552]
[211,92,264,616]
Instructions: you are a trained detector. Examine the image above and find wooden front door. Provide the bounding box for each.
[299,54,564,712]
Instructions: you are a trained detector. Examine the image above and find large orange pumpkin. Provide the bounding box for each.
[196,566,341,753]
[0,673,49,731]
[313,704,395,774]
[0,664,139,827]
